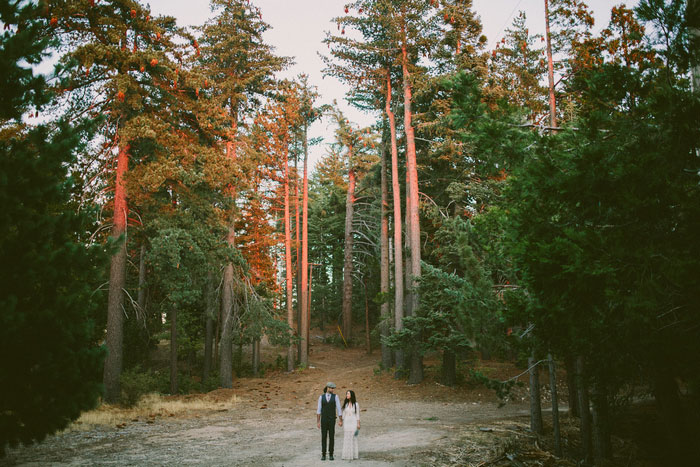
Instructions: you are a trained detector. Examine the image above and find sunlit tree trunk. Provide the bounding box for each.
[385,71,405,375]
[220,116,238,389]
[284,139,295,371]
[295,153,302,363]
[103,142,129,403]
[401,36,423,384]
[379,124,392,369]
[300,123,310,366]
[342,154,356,343]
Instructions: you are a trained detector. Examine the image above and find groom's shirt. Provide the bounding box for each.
[316,392,342,417]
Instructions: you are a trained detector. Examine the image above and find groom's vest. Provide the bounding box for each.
[320,393,337,423]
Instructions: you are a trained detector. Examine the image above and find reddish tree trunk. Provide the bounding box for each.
[342,158,356,343]
[379,125,392,369]
[284,142,295,371]
[385,71,405,374]
[402,40,423,385]
[300,124,310,366]
[220,119,238,388]
[103,142,129,403]
[295,153,302,362]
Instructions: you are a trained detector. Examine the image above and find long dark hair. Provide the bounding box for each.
[342,390,357,413]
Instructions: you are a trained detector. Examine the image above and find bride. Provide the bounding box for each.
[341,390,360,460]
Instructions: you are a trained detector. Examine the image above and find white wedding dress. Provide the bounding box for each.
[342,402,360,460]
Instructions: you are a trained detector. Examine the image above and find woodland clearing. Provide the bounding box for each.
[3,334,666,466]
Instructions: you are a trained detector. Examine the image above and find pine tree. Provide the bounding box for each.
[0,2,104,453]
[198,0,289,387]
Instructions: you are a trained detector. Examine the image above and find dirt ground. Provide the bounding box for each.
[1,334,592,466]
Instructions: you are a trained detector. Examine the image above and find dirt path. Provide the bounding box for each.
[4,339,535,466]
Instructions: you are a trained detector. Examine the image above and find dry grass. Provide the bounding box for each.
[66,391,242,431]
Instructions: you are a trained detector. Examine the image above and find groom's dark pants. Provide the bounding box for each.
[320,394,337,456]
[321,418,335,456]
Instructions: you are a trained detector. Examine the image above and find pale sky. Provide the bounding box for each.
[146,0,629,170]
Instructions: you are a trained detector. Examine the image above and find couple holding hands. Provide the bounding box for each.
[315,382,360,461]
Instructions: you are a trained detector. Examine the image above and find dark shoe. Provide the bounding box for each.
[321,454,326,460]
[329,455,334,460]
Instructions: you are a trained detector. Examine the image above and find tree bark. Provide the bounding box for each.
[203,271,215,383]
[442,350,457,386]
[529,354,543,434]
[295,152,302,363]
[220,131,238,388]
[300,123,310,366]
[252,338,260,377]
[385,71,405,376]
[364,280,371,354]
[565,354,580,417]
[591,382,611,463]
[170,308,178,394]
[548,354,562,457]
[103,142,129,404]
[544,0,557,128]
[220,261,235,388]
[576,356,593,465]
[341,160,356,343]
[379,125,392,369]
[284,142,295,371]
[402,37,423,385]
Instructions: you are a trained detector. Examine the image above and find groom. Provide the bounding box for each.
[316,382,343,461]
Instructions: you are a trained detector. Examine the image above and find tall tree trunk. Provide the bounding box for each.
[442,351,457,386]
[548,354,562,457]
[170,308,178,394]
[399,166,413,377]
[203,271,215,382]
[401,37,423,385]
[252,338,260,377]
[544,0,557,129]
[364,280,371,354]
[220,132,238,389]
[379,125,392,370]
[284,143,295,371]
[300,123,310,366]
[385,71,405,376]
[565,354,580,417]
[103,142,129,403]
[295,152,302,363]
[341,161,356,343]
[576,356,593,465]
[591,382,611,463]
[529,353,543,434]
